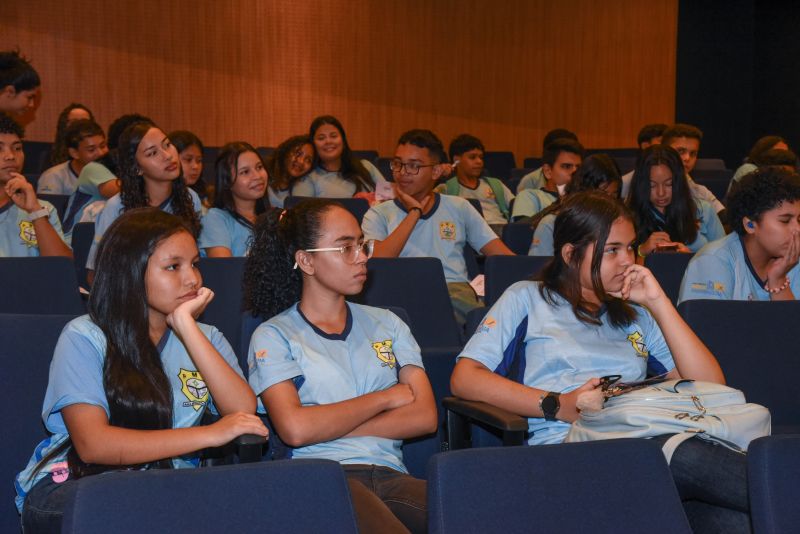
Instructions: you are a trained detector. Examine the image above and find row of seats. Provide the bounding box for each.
[1,307,797,533]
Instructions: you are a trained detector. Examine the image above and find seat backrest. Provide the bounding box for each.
[71,222,95,290]
[691,168,734,202]
[748,435,800,534]
[484,255,551,307]
[256,146,275,160]
[22,140,53,174]
[61,459,359,534]
[507,167,534,193]
[522,157,542,169]
[350,257,462,349]
[644,252,694,305]
[0,313,77,534]
[0,257,85,314]
[285,196,371,224]
[427,440,691,534]
[198,257,247,365]
[500,222,534,255]
[351,149,379,163]
[694,158,727,171]
[375,157,393,181]
[612,156,636,174]
[483,151,516,181]
[37,193,70,223]
[678,300,800,432]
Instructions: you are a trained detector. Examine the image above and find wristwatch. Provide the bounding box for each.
[540,392,561,421]
[26,206,50,222]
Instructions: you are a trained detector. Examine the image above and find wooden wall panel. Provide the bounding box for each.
[0,0,677,161]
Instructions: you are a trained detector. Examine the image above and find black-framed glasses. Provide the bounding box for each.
[389,159,437,175]
[293,240,375,269]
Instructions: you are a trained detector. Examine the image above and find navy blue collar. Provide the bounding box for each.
[297,302,353,341]
[0,199,12,216]
[393,193,441,220]
[156,329,171,352]
[540,188,559,199]
[738,234,767,287]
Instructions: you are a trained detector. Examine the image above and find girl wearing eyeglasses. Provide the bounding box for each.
[198,142,268,257]
[292,115,386,198]
[243,199,436,534]
[265,135,315,208]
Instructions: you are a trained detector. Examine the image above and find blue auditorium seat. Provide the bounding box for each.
[71,221,94,290]
[62,460,359,534]
[500,221,534,255]
[0,257,85,314]
[0,313,77,534]
[644,251,694,305]
[522,157,542,169]
[483,151,516,181]
[678,299,800,434]
[197,257,247,361]
[352,149,379,163]
[427,440,691,534]
[694,158,727,171]
[692,168,734,202]
[484,255,551,307]
[748,434,800,534]
[37,193,69,224]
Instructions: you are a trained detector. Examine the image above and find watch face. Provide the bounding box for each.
[541,393,560,419]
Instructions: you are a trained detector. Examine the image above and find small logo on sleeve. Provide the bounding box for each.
[477,316,497,334]
[372,340,397,369]
[179,368,209,410]
[690,281,726,294]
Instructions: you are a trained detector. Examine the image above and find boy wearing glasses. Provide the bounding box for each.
[362,129,513,324]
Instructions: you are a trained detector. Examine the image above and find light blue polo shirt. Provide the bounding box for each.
[459,281,674,445]
[0,200,65,257]
[37,161,79,195]
[248,303,423,473]
[362,194,498,283]
[516,168,545,193]
[678,232,800,303]
[268,186,290,208]
[198,208,252,257]
[511,188,559,220]
[529,212,556,256]
[15,315,243,512]
[86,189,202,269]
[291,160,386,197]
[62,162,117,242]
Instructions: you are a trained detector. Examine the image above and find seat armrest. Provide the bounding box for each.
[442,397,527,432]
[235,434,268,463]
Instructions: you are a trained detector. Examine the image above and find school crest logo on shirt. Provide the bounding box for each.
[477,316,497,334]
[18,221,37,247]
[690,281,726,295]
[626,331,649,358]
[439,221,456,241]
[372,340,396,369]
[178,368,208,411]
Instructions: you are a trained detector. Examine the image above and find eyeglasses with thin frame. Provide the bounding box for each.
[292,239,375,269]
[389,159,437,175]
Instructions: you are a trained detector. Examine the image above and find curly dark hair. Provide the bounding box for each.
[117,121,201,237]
[244,199,340,318]
[267,134,313,192]
[727,167,800,235]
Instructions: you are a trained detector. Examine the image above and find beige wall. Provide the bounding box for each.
[1,0,677,161]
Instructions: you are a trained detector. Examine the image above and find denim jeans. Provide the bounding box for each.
[21,475,80,534]
[343,464,427,534]
[651,434,751,534]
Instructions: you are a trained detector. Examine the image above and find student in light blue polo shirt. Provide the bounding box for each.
[362,129,513,324]
[292,115,386,199]
[86,121,202,275]
[37,119,108,195]
[679,167,800,303]
[244,199,436,534]
[266,135,315,208]
[0,113,71,257]
[16,208,266,533]
[516,128,579,193]
[199,142,268,257]
[629,145,724,259]
[511,137,583,222]
[529,153,622,256]
[452,191,750,532]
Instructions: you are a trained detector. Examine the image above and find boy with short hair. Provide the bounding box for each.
[38,119,108,195]
[362,129,513,323]
[0,113,71,257]
[0,50,40,118]
[662,123,725,215]
[439,134,514,226]
[517,128,579,193]
[510,138,583,222]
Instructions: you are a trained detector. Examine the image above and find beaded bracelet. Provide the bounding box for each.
[764,277,790,294]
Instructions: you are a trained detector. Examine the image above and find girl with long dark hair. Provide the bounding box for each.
[452,191,750,533]
[292,115,385,198]
[85,121,202,276]
[16,208,266,533]
[48,103,94,167]
[198,142,268,257]
[169,130,209,205]
[244,199,436,533]
[628,145,724,258]
[266,134,314,207]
